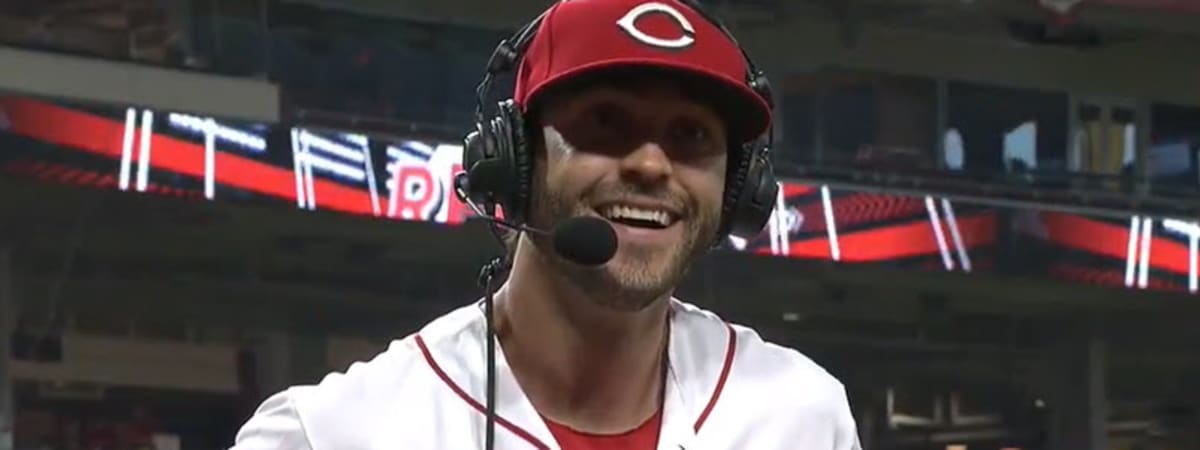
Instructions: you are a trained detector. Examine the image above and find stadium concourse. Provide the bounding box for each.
[2,0,1200,450]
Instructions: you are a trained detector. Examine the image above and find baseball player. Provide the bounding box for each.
[232,0,862,449]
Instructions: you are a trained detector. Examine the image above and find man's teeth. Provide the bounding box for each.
[603,206,671,226]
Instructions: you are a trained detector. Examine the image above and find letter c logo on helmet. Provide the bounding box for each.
[616,2,696,50]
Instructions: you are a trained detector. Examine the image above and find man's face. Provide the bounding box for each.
[526,76,728,310]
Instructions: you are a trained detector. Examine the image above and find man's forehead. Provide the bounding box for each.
[545,68,719,111]
[576,79,692,102]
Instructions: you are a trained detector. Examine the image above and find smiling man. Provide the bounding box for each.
[231,1,861,449]
[521,69,731,312]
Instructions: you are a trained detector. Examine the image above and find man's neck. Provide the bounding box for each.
[494,240,671,434]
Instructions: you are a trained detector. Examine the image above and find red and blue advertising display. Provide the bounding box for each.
[1,95,1196,297]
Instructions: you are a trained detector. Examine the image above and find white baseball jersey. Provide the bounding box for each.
[232,299,862,450]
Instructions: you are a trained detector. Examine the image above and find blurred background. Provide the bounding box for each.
[0,0,1198,449]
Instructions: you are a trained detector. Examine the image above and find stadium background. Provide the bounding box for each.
[1,0,1199,449]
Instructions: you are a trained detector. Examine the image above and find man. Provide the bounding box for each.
[232,0,861,449]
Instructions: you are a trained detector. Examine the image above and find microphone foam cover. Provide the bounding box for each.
[551,217,618,266]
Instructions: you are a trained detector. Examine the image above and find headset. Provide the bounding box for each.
[460,0,779,244]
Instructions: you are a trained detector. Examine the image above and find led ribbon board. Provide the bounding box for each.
[1,95,1196,296]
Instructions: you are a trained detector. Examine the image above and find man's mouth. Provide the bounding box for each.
[597,204,680,230]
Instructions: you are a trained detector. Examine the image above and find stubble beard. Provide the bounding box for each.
[526,182,720,312]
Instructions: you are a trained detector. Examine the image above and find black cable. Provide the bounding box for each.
[476,257,507,450]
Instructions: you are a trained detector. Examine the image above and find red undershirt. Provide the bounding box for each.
[542,409,663,450]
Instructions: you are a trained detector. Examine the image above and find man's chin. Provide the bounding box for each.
[594,255,686,308]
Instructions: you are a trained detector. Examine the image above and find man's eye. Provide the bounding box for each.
[587,104,626,131]
[671,122,715,149]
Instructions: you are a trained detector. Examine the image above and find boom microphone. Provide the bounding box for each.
[551,217,617,266]
[479,214,617,267]
[454,174,618,266]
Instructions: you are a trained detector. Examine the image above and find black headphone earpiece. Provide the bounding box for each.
[722,140,778,240]
[501,100,532,225]
[461,1,779,242]
[714,65,778,242]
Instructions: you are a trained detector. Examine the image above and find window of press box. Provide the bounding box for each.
[1068,99,1141,193]
[945,82,1068,178]
[779,71,938,172]
[1149,103,1200,195]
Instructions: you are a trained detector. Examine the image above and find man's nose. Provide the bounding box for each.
[620,142,673,184]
